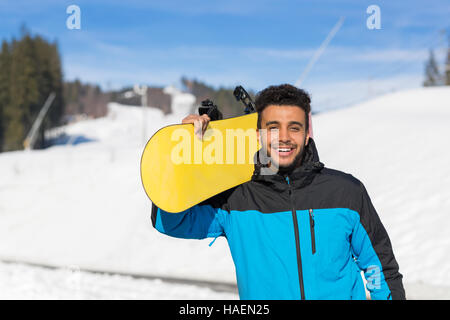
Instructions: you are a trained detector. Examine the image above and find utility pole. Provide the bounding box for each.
[445,30,450,85]
[134,84,148,145]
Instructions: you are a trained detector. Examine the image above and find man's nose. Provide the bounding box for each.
[278,128,290,142]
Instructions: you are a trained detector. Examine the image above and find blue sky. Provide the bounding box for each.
[1,0,449,111]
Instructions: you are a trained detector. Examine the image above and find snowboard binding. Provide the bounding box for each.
[198,85,255,121]
[198,99,223,121]
[233,85,256,114]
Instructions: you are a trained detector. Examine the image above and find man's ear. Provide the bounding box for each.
[305,133,310,146]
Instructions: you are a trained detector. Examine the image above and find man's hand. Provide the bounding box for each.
[182,114,211,139]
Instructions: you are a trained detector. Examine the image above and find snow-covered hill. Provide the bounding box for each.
[1,86,449,299]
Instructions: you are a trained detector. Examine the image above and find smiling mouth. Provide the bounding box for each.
[272,146,296,157]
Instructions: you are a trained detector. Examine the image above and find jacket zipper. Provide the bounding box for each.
[286,176,305,300]
[309,209,316,255]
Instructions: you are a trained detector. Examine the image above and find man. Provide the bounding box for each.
[152,84,405,300]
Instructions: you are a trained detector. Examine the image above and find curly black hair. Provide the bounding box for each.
[255,84,311,132]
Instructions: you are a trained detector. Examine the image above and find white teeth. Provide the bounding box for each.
[278,148,291,152]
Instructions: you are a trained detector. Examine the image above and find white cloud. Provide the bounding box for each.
[242,46,443,64]
[61,38,439,99]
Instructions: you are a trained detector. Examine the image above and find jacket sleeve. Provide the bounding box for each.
[350,182,406,300]
[151,191,231,240]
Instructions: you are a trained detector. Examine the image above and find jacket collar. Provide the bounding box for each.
[251,138,324,191]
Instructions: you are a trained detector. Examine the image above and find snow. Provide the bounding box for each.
[0,86,450,299]
[0,261,237,300]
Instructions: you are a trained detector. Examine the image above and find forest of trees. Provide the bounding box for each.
[64,80,110,120]
[0,29,63,152]
[0,30,246,153]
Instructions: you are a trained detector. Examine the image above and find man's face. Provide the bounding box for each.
[257,105,309,171]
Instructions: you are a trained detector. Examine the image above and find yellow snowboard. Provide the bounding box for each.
[140,113,259,213]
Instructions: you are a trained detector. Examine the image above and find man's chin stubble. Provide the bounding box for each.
[276,147,306,175]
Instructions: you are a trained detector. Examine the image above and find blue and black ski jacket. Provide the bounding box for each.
[151,138,405,300]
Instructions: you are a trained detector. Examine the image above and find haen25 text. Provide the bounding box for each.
[178,304,270,317]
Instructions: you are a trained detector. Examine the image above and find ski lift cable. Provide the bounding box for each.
[23,92,56,150]
[294,16,345,88]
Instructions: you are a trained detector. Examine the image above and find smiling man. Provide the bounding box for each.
[255,89,311,175]
[151,84,405,300]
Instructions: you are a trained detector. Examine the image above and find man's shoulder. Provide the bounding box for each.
[320,167,361,183]
[318,167,364,193]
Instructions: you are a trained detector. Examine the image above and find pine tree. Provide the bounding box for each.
[1,29,64,151]
[423,49,442,87]
[0,40,11,152]
[4,32,39,150]
[34,37,64,148]
[445,38,450,86]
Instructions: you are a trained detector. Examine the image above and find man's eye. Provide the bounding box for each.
[290,127,301,131]
[268,127,278,131]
